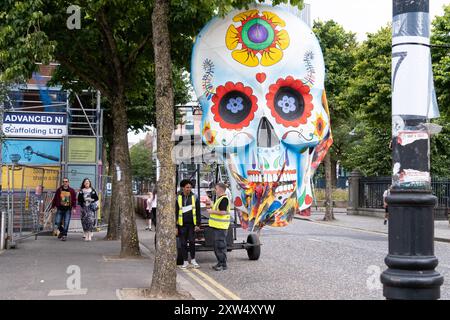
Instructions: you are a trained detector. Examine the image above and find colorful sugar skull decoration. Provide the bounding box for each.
[192,4,332,231]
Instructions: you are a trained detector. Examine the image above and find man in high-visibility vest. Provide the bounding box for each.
[207,182,231,271]
[175,179,201,269]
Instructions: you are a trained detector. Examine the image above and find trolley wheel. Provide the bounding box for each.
[246,233,260,260]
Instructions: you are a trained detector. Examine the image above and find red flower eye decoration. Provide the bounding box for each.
[212,82,258,129]
[266,76,314,127]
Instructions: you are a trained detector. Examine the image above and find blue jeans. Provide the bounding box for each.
[55,207,72,236]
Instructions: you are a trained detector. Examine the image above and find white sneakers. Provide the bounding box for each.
[190,259,200,269]
[179,260,200,269]
[83,231,94,241]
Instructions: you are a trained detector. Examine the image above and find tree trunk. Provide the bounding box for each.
[331,158,337,188]
[101,136,111,224]
[105,165,120,240]
[324,152,335,221]
[150,0,178,297]
[111,97,141,257]
[105,124,120,240]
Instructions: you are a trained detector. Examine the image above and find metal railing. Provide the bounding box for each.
[1,164,61,247]
[358,176,449,220]
[0,164,112,248]
[358,177,391,209]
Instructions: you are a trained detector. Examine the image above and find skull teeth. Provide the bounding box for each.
[275,183,296,194]
[246,170,297,183]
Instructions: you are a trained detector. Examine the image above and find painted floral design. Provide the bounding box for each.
[212,82,258,129]
[226,97,244,113]
[313,113,326,139]
[225,10,290,67]
[202,122,217,145]
[266,76,314,127]
[278,95,296,114]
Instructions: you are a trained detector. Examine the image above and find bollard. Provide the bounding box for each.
[0,211,6,250]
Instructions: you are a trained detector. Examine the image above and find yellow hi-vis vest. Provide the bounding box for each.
[177,194,196,226]
[208,195,231,230]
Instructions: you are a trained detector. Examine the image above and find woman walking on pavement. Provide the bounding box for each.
[145,188,157,230]
[151,188,157,229]
[78,178,99,241]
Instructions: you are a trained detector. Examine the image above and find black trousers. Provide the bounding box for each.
[213,228,228,266]
[178,224,196,261]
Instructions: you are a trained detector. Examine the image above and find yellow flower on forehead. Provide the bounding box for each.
[225,9,290,67]
[233,10,259,22]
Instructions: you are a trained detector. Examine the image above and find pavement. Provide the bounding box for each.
[0,217,201,300]
[305,208,450,243]
[0,209,449,300]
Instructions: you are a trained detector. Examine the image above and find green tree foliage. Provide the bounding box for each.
[130,140,155,181]
[313,20,358,182]
[337,7,450,177]
[339,26,392,176]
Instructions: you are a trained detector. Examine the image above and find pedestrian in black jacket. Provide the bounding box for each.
[77,178,99,241]
[51,177,77,241]
[176,179,201,269]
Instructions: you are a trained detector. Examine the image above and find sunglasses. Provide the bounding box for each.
[63,180,69,183]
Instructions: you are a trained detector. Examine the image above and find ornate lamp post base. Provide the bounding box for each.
[381,189,444,300]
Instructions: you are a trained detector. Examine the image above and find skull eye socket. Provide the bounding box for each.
[212,82,258,129]
[273,87,304,122]
[266,77,314,127]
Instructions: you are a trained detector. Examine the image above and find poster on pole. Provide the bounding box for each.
[68,137,97,163]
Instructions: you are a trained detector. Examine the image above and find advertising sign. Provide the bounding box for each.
[2,112,67,137]
[1,166,60,190]
[67,165,97,190]
[1,139,62,165]
[68,137,96,163]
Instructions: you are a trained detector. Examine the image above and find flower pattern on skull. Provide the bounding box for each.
[192,5,333,231]
[277,95,297,114]
[226,97,244,113]
[225,10,290,67]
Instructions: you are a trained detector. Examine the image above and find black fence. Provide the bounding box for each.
[359,177,450,220]
[314,177,348,189]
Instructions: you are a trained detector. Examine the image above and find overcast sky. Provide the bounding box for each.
[129,0,449,143]
[310,0,449,42]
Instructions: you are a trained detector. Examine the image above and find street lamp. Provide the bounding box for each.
[381,0,444,299]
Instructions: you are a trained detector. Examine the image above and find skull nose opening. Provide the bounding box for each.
[257,117,280,148]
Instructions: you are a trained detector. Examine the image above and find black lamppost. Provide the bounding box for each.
[380,0,443,299]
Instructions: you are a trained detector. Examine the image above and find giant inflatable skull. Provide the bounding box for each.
[191,5,332,231]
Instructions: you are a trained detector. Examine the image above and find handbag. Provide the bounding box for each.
[89,201,99,211]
